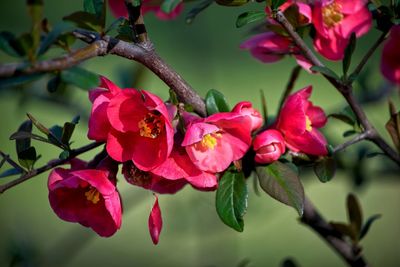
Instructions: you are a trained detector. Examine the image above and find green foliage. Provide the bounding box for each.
[343,33,357,78]
[313,157,336,183]
[216,170,248,232]
[310,66,340,81]
[205,89,230,115]
[38,22,75,55]
[385,101,400,153]
[360,214,382,239]
[271,0,287,10]
[215,0,249,7]
[0,168,23,179]
[60,67,100,90]
[161,0,182,14]
[236,11,266,28]
[256,161,305,216]
[186,0,214,24]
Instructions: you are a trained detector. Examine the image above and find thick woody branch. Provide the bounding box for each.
[0,142,103,194]
[274,11,400,166]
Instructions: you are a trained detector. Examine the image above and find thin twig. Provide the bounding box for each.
[0,142,103,194]
[278,65,302,112]
[333,131,371,154]
[352,30,388,78]
[0,151,25,172]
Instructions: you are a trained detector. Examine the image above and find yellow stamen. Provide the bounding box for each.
[195,132,222,151]
[305,116,313,132]
[322,2,343,28]
[85,187,100,204]
[138,112,163,139]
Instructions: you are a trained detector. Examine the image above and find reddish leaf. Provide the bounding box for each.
[148,195,163,245]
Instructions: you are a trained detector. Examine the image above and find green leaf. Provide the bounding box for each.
[0,31,23,57]
[236,11,266,28]
[330,222,357,240]
[10,131,54,145]
[0,168,23,179]
[59,150,70,160]
[63,11,103,32]
[343,33,356,77]
[38,22,75,55]
[205,89,230,115]
[27,113,50,135]
[48,125,64,146]
[271,0,287,10]
[161,0,182,14]
[281,258,300,267]
[185,0,213,24]
[17,146,37,170]
[310,66,340,81]
[47,75,63,93]
[27,0,43,58]
[313,157,336,183]
[329,106,357,126]
[216,171,248,232]
[61,67,100,90]
[385,101,400,152]
[215,0,249,6]
[61,116,80,145]
[84,0,104,16]
[15,120,32,155]
[360,214,381,239]
[0,74,43,90]
[169,89,179,105]
[256,161,305,216]
[347,194,363,238]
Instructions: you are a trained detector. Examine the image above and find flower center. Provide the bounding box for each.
[305,116,313,132]
[195,132,222,151]
[85,187,100,204]
[138,112,163,139]
[322,2,343,28]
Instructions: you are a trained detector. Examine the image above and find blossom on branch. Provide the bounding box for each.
[274,86,328,156]
[253,129,286,164]
[312,0,372,60]
[232,101,263,132]
[48,159,122,237]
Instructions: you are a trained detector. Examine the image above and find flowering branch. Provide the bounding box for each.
[0,141,103,194]
[274,10,400,166]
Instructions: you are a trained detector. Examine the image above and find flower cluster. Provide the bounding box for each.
[48,77,328,243]
[241,0,372,68]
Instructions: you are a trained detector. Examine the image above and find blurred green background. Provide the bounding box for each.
[0,1,399,267]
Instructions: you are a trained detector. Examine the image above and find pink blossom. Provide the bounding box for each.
[109,0,183,20]
[381,25,400,84]
[48,161,122,237]
[312,0,372,60]
[106,88,174,171]
[182,112,252,173]
[148,195,162,245]
[240,32,313,71]
[275,86,328,156]
[253,129,286,164]
[232,101,263,132]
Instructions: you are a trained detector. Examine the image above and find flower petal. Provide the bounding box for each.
[148,195,163,245]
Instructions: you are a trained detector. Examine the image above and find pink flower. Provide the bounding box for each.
[106,88,174,171]
[240,32,313,71]
[232,101,263,132]
[313,0,372,60]
[148,195,162,245]
[253,129,286,164]
[88,76,121,141]
[48,161,122,237]
[109,0,183,20]
[122,161,187,194]
[266,0,312,26]
[381,25,400,84]
[275,86,328,156]
[182,112,252,173]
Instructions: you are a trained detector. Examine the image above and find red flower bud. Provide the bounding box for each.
[253,129,285,164]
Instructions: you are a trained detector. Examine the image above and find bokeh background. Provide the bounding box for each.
[0,1,399,267]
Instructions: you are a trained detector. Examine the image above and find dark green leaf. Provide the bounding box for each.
[343,130,357,137]
[236,11,266,28]
[27,0,43,58]
[347,194,363,237]
[47,75,63,93]
[360,214,381,239]
[10,131,53,145]
[0,31,22,57]
[17,146,37,170]
[216,171,248,232]
[84,0,104,16]
[63,11,103,32]
[343,33,356,77]
[256,161,305,216]
[313,157,336,183]
[59,150,70,160]
[27,113,50,135]
[329,106,357,126]
[310,66,340,81]
[169,89,179,105]
[106,17,127,34]
[38,22,75,55]
[16,120,32,154]
[48,125,64,146]
[0,74,43,90]
[185,0,213,24]
[61,122,76,145]
[215,0,249,6]
[161,0,182,14]
[281,258,300,267]
[271,0,287,10]
[385,102,400,152]
[72,115,80,125]
[0,168,23,178]
[260,89,267,123]
[61,67,100,90]
[205,89,230,115]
